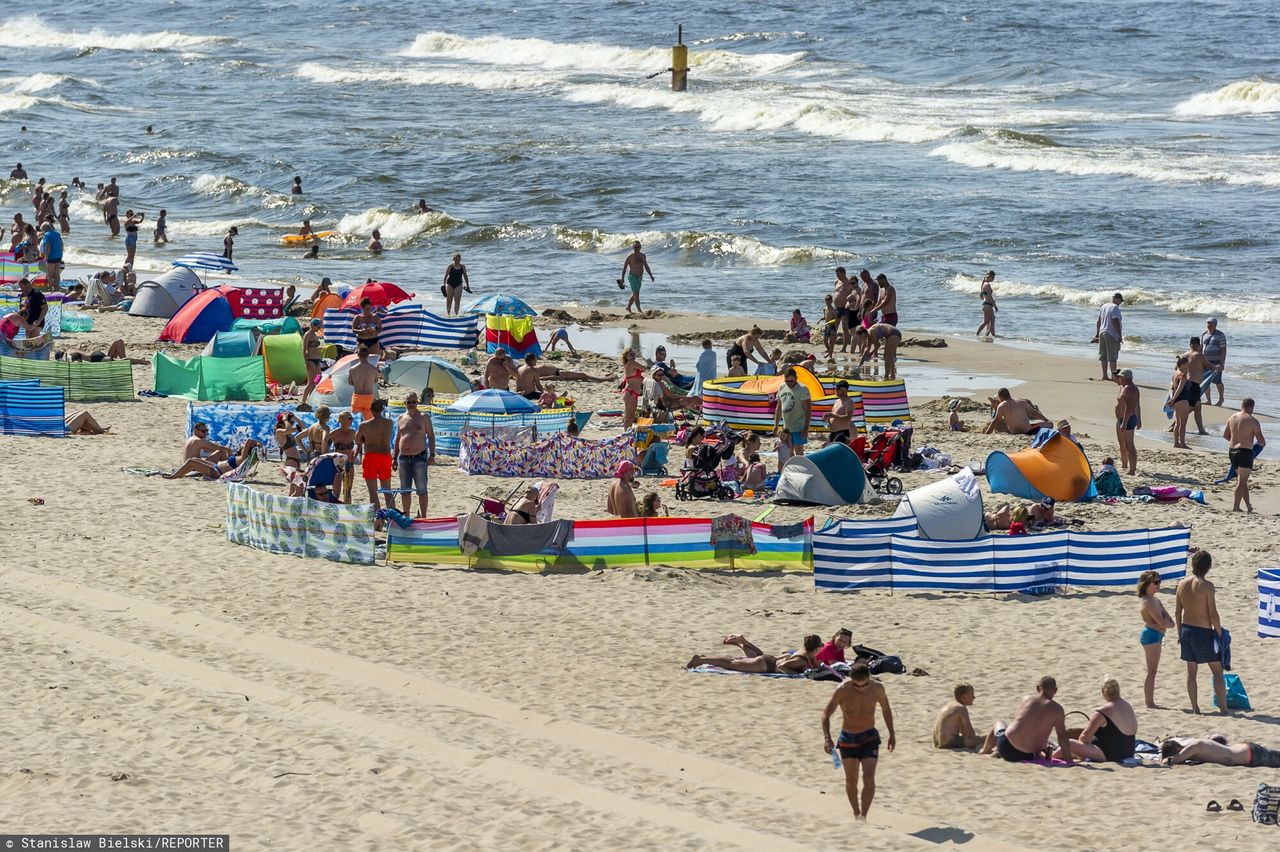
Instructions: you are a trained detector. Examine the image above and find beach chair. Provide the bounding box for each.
[638,440,669,476]
[306,453,343,503]
[219,446,260,483]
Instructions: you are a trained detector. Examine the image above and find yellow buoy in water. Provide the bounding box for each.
[671,25,688,92]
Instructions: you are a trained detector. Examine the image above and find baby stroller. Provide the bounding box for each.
[864,427,909,495]
[675,436,740,501]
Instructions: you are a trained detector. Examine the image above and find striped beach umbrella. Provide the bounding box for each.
[172,252,239,273]
[463,293,537,318]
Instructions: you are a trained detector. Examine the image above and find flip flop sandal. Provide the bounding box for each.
[27,498,44,506]
[1227,799,1244,811]
[1206,800,1222,812]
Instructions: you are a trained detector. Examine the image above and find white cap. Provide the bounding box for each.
[1207,317,1218,324]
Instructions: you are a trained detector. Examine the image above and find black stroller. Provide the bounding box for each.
[675,434,741,501]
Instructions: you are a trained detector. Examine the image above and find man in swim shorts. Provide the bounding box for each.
[348,346,379,419]
[1162,736,1280,768]
[1175,550,1227,714]
[872,273,898,326]
[981,676,1073,764]
[394,392,434,519]
[774,367,812,460]
[822,662,896,821]
[356,398,395,520]
[1113,369,1140,476]
[620,240,654,316]
[1223,398,1265,513]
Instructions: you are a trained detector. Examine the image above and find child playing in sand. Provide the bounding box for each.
[787,309,811,343]
[743,452,767,489]
[948,400,968,432]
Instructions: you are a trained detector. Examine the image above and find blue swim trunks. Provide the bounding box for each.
[1179,624,1218,663]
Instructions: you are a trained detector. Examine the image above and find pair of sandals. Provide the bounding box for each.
[1205,799,1244,812]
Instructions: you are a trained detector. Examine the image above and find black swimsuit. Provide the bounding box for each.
[446,266,465,288]
[1091,712,1136,762]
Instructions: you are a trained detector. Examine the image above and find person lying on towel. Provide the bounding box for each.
[165,425,259,480]
[685,633,821,675]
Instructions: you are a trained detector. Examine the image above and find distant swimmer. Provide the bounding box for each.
[442,253,470,316]
[9,162,26,179]
[299,219,314,237]
[292,176,303,195]
[105,177,119,199]
[368,229,382,254]
[146,125,153,134]
[71,177,84,190]
[223,225,238,260]
[976,270,997,339]
[302,244,319,260]
[1223,398,1265,513]
[619,240,654,315]
[417,198,432,214]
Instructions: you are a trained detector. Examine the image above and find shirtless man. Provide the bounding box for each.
[824,380,856,443]
[983,388,1051,435]
[607,460,639,517]
[352,298,382,356]
[368,229,382,254]
[620,240,655,315]
[1113,369,1140,476]
[298,318,324,411]
[1162,736,1280,768]
[1182,337,1211,435]
[854,323,901,379]
[1175,550,1227,714]
[165,423,259,479]
[872,273,898,327]
[348,346,380,419]
[516,353,606,399]
[833,267,856,352]
[980,676,1073,764]
[102,192,120,236]
[858,270,879,327]
[299,219,314,238]
[933,684,980,749]
[728,326,770,372]
[822,662,896,821]
[356,398,396,517]
[483,350,517,390]
[394,391,435,518]
[1223,398,1265,513]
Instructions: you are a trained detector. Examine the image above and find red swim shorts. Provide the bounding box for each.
[361,451,392,481]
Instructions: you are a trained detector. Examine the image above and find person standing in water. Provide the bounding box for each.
[123,210,145,269]
[57,191,70,235]
[442,253,470,315]
[619,240,654,315]
[223,226,238,261]
[291,176,303,195]
[976,270,997,339]
[822,662,896,822]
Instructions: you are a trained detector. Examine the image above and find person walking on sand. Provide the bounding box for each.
[1093,292,1124,380]
[1223,397,1265,513]
[1113,369,1140,476]
[976,270,997,339]
[1182,337,1210,435]
[822,662,896,822]
[1138,570,1174,709]
[619,240,654,315]
[1175,550,1227,715]
[1200,318,1227,406]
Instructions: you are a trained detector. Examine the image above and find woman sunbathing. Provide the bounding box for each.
[686,634,823,675]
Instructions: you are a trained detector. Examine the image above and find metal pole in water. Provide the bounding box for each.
[671,24,688,92]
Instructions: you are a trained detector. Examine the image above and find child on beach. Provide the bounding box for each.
[787,309,811,343]
[822,294,839,360]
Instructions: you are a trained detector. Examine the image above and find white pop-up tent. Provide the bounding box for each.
[129,267,203,318]
[893,467,985,540]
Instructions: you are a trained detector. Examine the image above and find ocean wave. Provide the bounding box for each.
[552,226,855,266]
[948,273,1280,324]
[191,174,295,208]
[401,31,805,76]
[0,17,230,52]
[296,62,554,92]
[0,72,88,94]
[334,208,463,245]
[0,94,37,112]
[166,217,283,238]
[930,135,1280,187]
[62,248,167,273]
[1175,79,1280,117]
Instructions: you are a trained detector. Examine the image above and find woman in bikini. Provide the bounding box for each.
[441,253,470,316]
[1167,355,1195,449]
[352,298,382,355]
[685,634,823,674]
[325,411,358,503]
[123,210,145,268]
[619,347,644,429]
[504,485,540,525]
[1137,570,1174,708]
[301,406,331,461]
[298,318,324,411]
[976,270,997,339]
[274,412,304,470]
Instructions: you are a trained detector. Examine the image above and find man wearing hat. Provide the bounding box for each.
[1092,292,1124,380]
[607,460,639,518]
[1200,317,1227,406]
[1113,368,1141,476]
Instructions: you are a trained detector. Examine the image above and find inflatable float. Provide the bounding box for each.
[280,230,337,246]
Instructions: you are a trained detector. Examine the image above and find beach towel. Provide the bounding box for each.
[710,513,756,554]
[484,518,573,557]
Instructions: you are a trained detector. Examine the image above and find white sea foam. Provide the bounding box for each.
[191,174,295,208]
[948,273,1280,324]
[166,217,281,238]
[0,94,38,112]
[402,31,805,76]
[931,136,1280,188]
[1175,79,1280,116]
[62,248,167,273]
[0,17,230,51]
[296,62,554,92]
[2,72,77,94]
[552,226,854,266]
[334,208,462,245]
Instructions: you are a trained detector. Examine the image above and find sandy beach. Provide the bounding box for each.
[3,305,1278,850]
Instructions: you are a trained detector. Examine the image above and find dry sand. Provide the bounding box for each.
[4,306,1278,850]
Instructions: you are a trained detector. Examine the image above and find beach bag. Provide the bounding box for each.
[1094,467,1125,497]
[870,655,905,675]
[1253,782,1280,825]
[1211,673,1252,711]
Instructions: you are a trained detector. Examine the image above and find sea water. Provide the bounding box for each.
[1,1,1276,389]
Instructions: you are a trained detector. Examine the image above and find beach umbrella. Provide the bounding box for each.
[463,293,537,318]
[384,354,474,396]
[172,252,239,273]
[446,388,537,415]
[341,280,413,309]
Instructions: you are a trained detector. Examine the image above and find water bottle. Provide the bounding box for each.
[831,745,842,770]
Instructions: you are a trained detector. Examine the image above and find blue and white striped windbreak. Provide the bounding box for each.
[172,252,239,273]
[1260,569,1280,638]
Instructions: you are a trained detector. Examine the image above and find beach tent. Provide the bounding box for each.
[310,293,343,328]
[153,352,267,401]
[201,329,261,359]
[232,315,301,336]
[312,354,364,407]
[261,333,308,385]
[774,441,874,505]
[986,430,1097,503]
[129,267,202,318]
[893,468,985,540]
[159,288,235,344]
